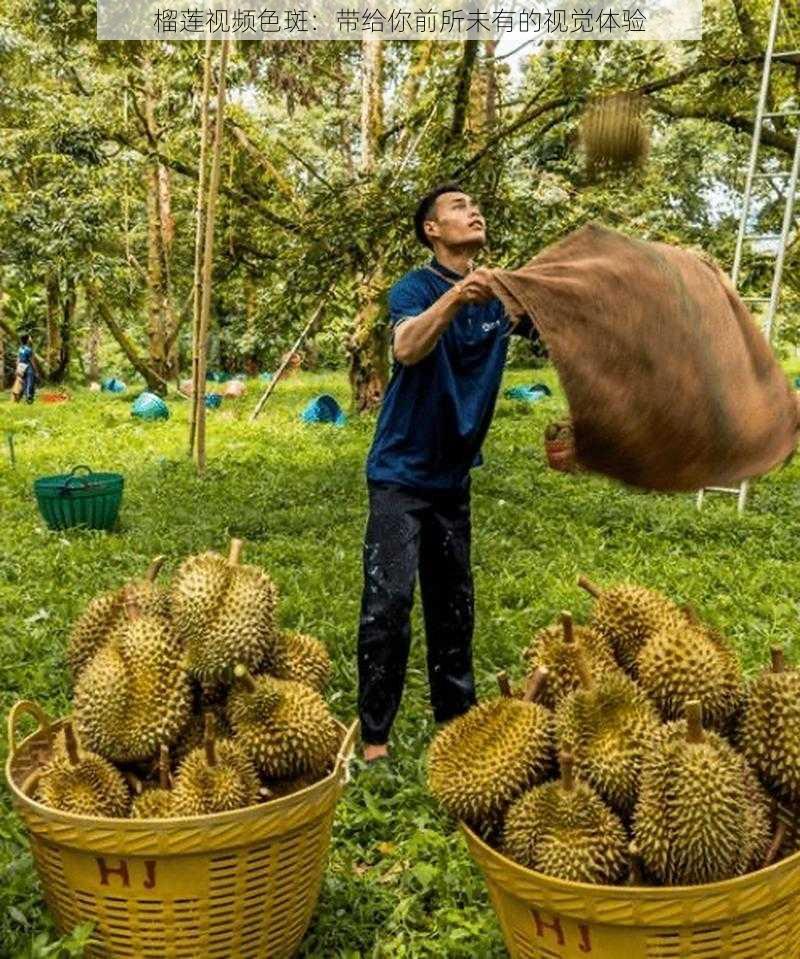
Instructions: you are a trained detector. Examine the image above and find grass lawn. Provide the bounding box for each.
[1,367,799,958]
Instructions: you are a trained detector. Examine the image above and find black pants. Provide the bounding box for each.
[357,481,477,744]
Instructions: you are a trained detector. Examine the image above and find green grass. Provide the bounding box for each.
[1,369,799,958]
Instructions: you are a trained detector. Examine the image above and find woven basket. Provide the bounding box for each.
[460,821,800,959]
[33,465,124,532]
[6,701,357,959]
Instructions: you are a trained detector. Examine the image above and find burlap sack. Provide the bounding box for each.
[489,223,798,492]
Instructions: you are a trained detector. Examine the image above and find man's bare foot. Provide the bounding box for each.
[363,743,389,763]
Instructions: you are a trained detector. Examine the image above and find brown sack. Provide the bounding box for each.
[489,223,798,492]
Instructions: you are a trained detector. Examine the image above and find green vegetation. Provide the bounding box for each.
[2,369,799,956]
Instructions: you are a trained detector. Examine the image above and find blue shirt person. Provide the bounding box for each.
[356,184,537,765]
[367,257,534,491]
[13,335,39,404]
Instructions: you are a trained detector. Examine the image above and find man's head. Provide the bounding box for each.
[20,333,30,346]
[414,184,486,255]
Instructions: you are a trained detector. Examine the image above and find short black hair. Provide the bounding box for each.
[414,183,466,249]
[20,333,30,345]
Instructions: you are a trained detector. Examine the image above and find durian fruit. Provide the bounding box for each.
[171,539,279,683]
[36,722,130,818]
[263,630,331,692]
[633,701,771,885]
[555,643,660,816]
[579,93,650,174]
[227,665,340,779]
[74,592,192,763]
[738,647,800,806]
[67,556,170,679]
[522,612,618,709]
[501,752,628,884]
[173,705,231,767]
[131,745,176,819]
[636,614,743,729]
[172,714,261,816]
[578,576,686,675]
[427,670,554,829]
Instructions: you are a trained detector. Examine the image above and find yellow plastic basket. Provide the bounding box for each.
[460,821,800,959]
[5,701,358,959]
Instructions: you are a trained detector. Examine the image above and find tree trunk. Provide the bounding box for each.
[48,274,74,383]
[86,313,101,382]
[141,48,171,393]
[91,284,165,394]
[44,274,63,379]
[360,38,384,175]
[194,38,230,472]
[145,162,168,390]
[349,268,389,414]
[448,40,479,146]
[349,38,389,413]
[485,39,498,133]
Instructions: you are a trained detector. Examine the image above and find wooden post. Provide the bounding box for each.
[194,38,230,473]
[189,37,214,457]
[250,297,329,422]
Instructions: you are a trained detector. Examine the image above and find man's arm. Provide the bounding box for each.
[394,267,495,366]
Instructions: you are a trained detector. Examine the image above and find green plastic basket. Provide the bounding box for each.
[33,465,124,532]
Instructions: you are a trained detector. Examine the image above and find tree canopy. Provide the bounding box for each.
[1,0,798,402]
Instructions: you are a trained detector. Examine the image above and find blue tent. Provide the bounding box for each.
[503,383,552,403]
[300,394,347,427]
[101,377,127,394]
[131,392,170,421]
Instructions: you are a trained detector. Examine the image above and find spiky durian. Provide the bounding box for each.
[555,645,660,816]
[522,612,618,709]
[263,631,331,692]
[738,647,800,806]
[131,746,176,819]
[74,593,192,763]
[172,715,261,816]
[578,576,685,675]
[227,666,340,779]
[36,722,130,818]
[636,616,743,729]
[171,539,279,683]
[427,670,554,829]
[68,556,170,679]
[173,706,231,766]
[633,702,770,885]
[502,753,628,884]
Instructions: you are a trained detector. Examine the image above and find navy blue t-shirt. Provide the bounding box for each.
[366,258,534,492]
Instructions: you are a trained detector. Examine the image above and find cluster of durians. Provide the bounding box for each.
[428,578,800,887]
[27,540,341,820]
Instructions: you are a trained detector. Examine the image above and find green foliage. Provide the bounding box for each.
[1,365,800,954]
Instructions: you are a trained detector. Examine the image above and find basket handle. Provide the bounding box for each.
[335,719,360,787]
[61,465,93,493]
[7,700,53,762]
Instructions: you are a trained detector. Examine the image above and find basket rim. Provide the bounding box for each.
[6,712,357,832]
[34,474,124,490]
[459,818,800,900]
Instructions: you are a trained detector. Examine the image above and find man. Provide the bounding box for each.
[12,333,40,404]
[357,184,537,763]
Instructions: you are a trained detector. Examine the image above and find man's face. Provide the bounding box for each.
[425,192,486,251]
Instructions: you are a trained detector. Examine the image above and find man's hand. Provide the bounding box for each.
[455,267,495,305]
